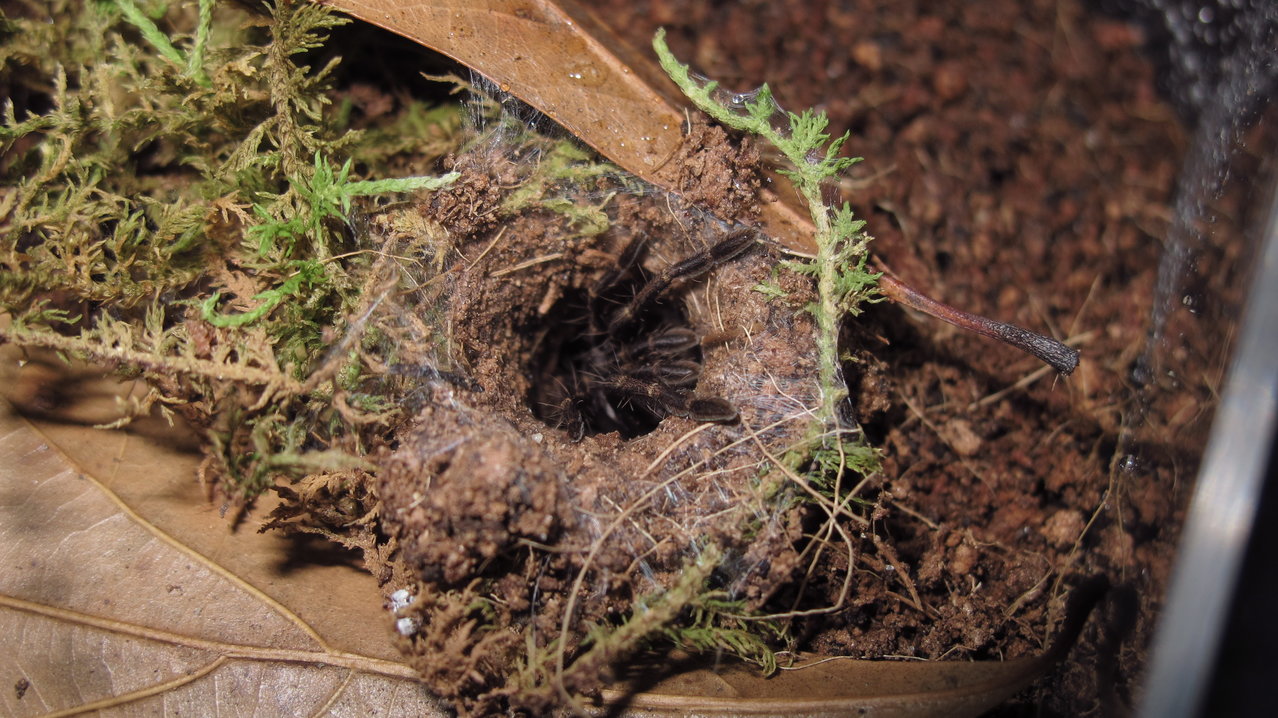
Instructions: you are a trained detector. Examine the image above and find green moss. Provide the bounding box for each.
[501,140,623,236]
[655,28,880,430]
[1,0,464,499]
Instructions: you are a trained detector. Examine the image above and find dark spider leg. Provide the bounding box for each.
[586,378,648,436]
[588,234,648,336]
[593,234,648,295]
[685,396,738,422]
[607,229,756,336]
[595,375,681,421]
[623,326,699,357]
[547,373,587,440]
[630,359,701,388]
[598,375,738,424]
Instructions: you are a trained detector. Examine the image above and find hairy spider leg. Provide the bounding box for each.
[685,396,738,422]
[587,233,648,337]
[596,375,738,423]
[606,229,756,336]
[630,359,701,387]
[623,326,699,357]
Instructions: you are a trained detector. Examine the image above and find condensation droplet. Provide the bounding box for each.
[1119,454,1142,474]
[563,61,605,87]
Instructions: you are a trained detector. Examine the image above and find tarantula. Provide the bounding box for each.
[527,228,756,439]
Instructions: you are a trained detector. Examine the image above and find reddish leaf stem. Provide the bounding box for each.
[877,275,1079,375]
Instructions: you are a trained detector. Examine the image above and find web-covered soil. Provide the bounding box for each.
[362,122,848,713]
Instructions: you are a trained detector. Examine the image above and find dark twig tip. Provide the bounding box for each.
[879,275,1079,376]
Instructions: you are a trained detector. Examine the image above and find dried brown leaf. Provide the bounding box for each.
[0,364,443,717]
[323,0,685,172]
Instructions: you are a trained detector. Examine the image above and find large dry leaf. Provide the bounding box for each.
[601,653,1060,718]
[0,364,444,717]
[324,0,685,174]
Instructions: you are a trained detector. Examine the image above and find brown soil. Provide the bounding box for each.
[581,0,1266,714]
[4,1,1268,715]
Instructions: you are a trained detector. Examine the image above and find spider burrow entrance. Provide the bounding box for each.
[525,228,755,439]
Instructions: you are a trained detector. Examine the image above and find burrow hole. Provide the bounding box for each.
[524,249,705,440]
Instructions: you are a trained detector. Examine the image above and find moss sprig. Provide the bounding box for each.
[114,0,214,86]
[653,30,886,664]
[654,28,880,430]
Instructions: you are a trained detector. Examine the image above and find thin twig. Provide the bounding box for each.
[489,252,564,277]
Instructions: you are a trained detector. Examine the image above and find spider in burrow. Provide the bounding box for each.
[527,228,756,439]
